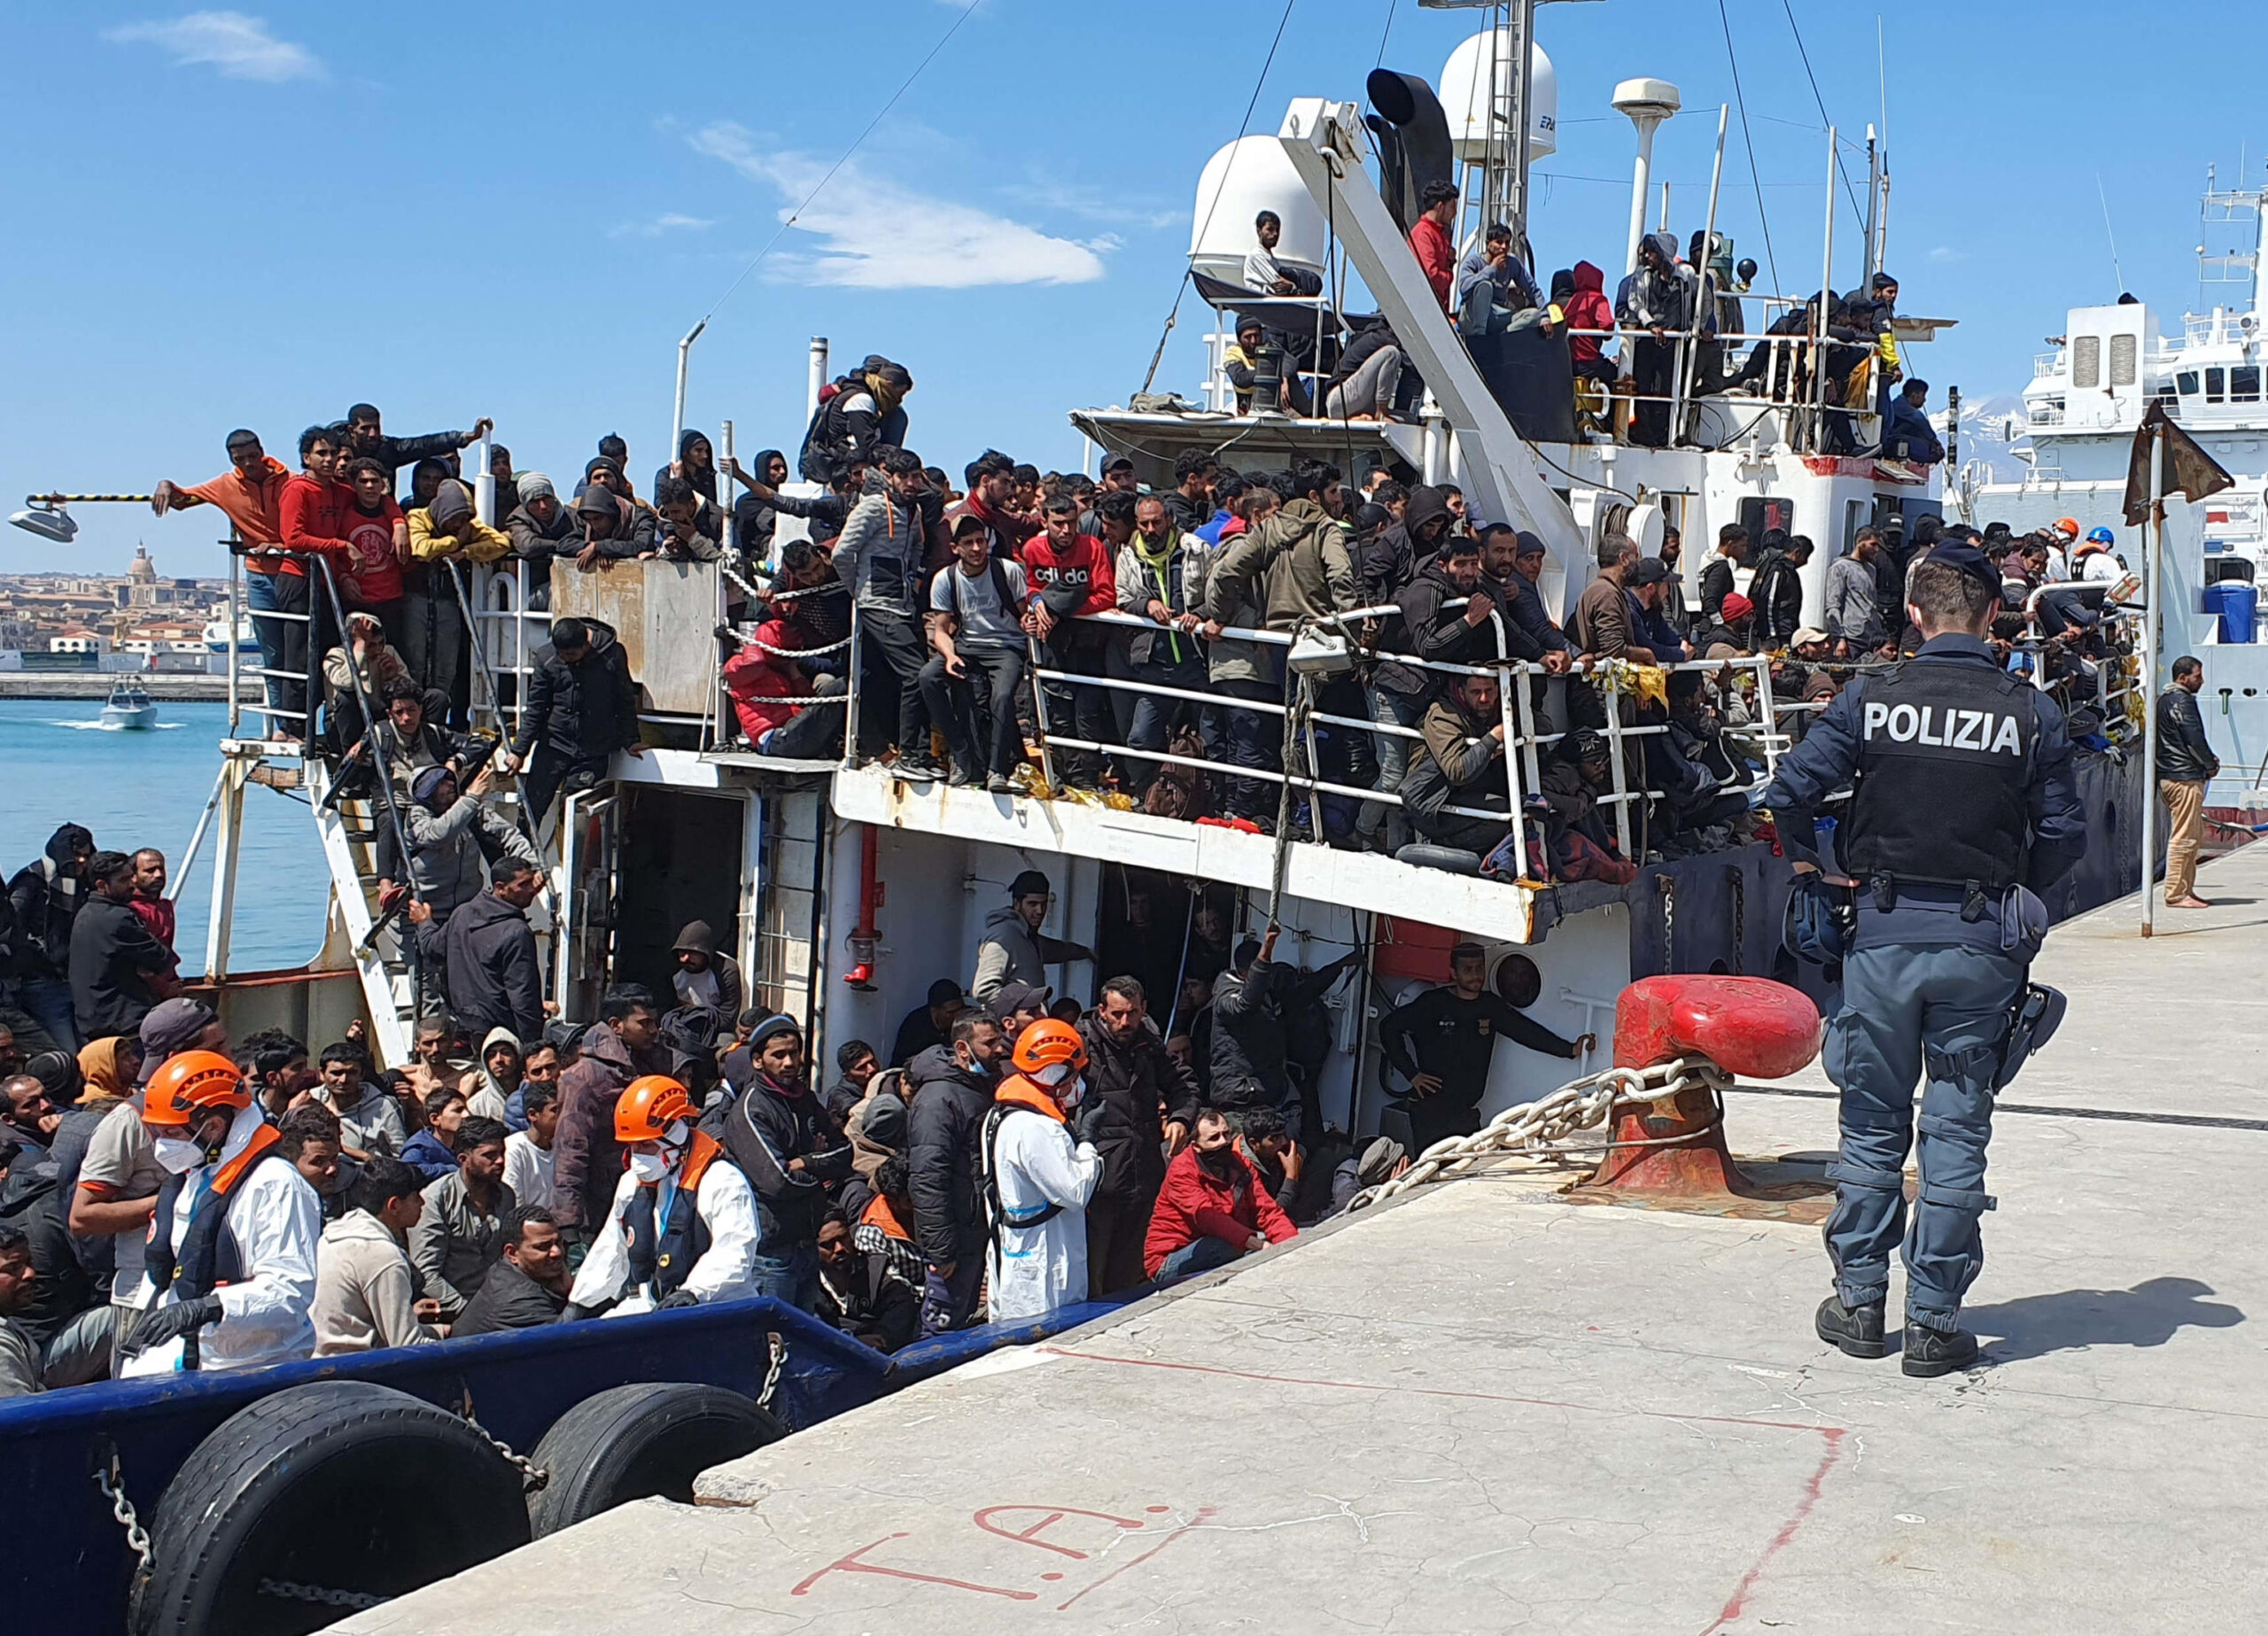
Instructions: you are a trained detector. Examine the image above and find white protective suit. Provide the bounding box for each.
[987,1100,1103,1323]
[567,1151,760,1317]
[122,1103,322,1376]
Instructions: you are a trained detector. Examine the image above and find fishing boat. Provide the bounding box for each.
[16,11,2169,1632]
[97,678,158,730]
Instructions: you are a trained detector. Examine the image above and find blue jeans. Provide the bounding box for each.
[1823,942,2024,1333]
[1127,651,1209,787]
[245,569,310,737]
[16,977,79,1051]
[1159,1237,1240,1281]
[1356,685,1427,842]
[751,1243,820,1314]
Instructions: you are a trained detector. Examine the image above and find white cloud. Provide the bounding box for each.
[105,12,323,82]
[688,120,1107,290]
[1005,174,1181,234]
[610,213,717,240]
[1927,244,1967,265]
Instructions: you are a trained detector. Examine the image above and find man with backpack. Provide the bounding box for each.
[920,514,1033,790]
[799,357,913,485]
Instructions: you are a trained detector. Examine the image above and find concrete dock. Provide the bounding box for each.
[335,849,2268,1634]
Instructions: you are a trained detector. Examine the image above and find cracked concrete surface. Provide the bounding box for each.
[331,852,2268,1634]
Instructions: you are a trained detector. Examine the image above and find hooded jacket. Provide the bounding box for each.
[505,498,580,568]
[831,480,928,617]
[446,893,546,1046]
[314,1208,440,1355]
[669,920,743,1017]
[402,785,539,919]
[7,825,91,981]
[1359,484,1453,696]
[1076,1012,1202,1206]
[972,906,1094,1006]
[1616,231,1697,333]
[1565,261,1614,367]
[1208,961,1294,1112]
[464,1026,522,1122]
[510,617,641,763]
[1203,497,1359,686]
[904,1043,998,1267]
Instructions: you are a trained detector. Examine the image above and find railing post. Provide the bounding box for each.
[840,601,861,768]
[1028,632,1060,792]
[225,535,241,739]
[1603,671,1635,858]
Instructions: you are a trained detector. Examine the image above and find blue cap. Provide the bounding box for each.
[1925,540,2001,598]
[2085,526,2115,546]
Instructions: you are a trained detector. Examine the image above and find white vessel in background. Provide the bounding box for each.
[1973,172,2268,806]
[98,679,158,730]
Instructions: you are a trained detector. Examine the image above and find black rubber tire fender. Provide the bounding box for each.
[128,1379,532,1636]
[525,1381,784,1538]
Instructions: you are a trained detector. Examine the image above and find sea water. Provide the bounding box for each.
[0,698,330,976]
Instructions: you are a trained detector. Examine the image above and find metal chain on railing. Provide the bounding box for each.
[259,1578,391,1613]
[458,1388,549,1493]
[758,1331,788,1415]
[94,1449,152,1575]
[1347,1056,1731,1213]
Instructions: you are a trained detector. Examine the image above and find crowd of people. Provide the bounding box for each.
[0,831,1611,1392]
[1237,190,1946,458]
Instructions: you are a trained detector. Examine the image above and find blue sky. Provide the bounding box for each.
[4,0,2262,578]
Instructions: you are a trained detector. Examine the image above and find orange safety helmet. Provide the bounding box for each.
[142,1050,252,1127]
[2052,516,2080,539]
[615,1075,697,1144]
[1010,1018,1088,1079]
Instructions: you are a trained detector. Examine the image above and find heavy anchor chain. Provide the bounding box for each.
[258,1578,391,1612]
[458,1385,549,1492]
[758,1331,787,1415]
[1348,1056,1734,1213]
[93,1445,152,1576]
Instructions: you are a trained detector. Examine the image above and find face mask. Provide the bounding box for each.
[1058,1075,1085,1111]
[627,1151,671,1183]
[153,1137,206,1175]
[1199,1146,1239,1175]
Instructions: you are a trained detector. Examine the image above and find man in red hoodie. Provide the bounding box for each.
[1021,493,1119,790]
[1409,180,1461,312]
[1144,1109,1296,1280]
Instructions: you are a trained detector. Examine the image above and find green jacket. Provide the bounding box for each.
[1201,499,1358,685]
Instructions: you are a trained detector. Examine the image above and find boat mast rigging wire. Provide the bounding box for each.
[1138,0,1299,396]
[1714,0,1780,292]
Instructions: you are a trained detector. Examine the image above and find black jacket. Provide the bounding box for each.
[449,1257,567,1336]
[1748,549,1806,647]
[444,892,545,1043]
[356,429,468,493]
[0,1171,96,1348]
[510,618,641,762]
[67,896,167,1042]
[1364,485,1456,697]
[2156,686,2220,783]
[1208,963,1293,1109]
[1697,557,1737,623]
[1077,1014,1202,1205]
[6,825,91,982]
[903,1044,995,1266]
[1395,558,1545,698]
[704,1072,849,1252]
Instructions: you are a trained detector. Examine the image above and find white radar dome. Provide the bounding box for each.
[1188,136,1324,283]
[1441,30,1557,164]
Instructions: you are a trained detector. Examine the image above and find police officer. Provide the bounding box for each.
[1762,541,2085,1376]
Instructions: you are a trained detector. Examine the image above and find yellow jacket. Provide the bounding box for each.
[408,507,511,565]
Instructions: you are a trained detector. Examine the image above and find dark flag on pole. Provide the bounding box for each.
[2124,400,2234,524]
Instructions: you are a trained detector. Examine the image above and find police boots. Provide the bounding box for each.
[1814,1295,1886,1360]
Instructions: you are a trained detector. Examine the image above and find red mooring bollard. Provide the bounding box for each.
[1587,975,1823,1201]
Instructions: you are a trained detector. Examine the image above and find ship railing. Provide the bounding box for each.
[2033,352,2064,381]
[2009,585,2144,725]
[1558,324,1884,456]
[1023,603,1792,865]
